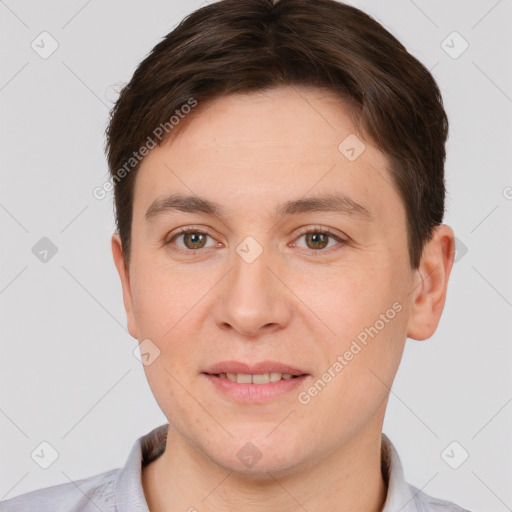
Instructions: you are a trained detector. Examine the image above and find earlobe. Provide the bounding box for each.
[406,224,455,341]
[111,233,139,340]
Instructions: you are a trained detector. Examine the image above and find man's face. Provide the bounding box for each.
[115,86,420,474]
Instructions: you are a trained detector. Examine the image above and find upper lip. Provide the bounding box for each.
[203,360,308,376]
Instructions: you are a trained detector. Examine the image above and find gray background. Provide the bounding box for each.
[1,1,511,510]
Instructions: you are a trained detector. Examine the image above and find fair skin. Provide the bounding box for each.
[112,85,455,512]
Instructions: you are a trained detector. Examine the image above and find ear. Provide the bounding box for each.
[406,224,455,341]
[111,233,139,340]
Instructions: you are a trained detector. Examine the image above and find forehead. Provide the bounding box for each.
[170,86,361,156]
[133,86,400,223]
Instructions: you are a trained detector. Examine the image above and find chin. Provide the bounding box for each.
[225,456,303,480]
[206,434,306,478]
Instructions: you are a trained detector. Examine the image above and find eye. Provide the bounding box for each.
[165,226,346,256]
[166,228,220,254]
[291,227,346,253]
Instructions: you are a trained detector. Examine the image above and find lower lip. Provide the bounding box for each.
[202,373,309,404]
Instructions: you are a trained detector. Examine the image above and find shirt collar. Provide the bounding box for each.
[380,432,420,511]
[114,424,418,512]
[114,423,168,512]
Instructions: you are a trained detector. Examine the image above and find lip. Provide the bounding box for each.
[203,373,310,404]
[203,360,308,376]
[202,360,310,405]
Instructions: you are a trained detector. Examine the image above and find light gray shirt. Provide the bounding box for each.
[0,424,471,511]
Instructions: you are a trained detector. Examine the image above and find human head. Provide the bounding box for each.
[105,0,449,270]
[107,0,455,485]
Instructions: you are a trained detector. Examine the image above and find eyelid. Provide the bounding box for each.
[166,225,215,242]
[290,225,347,253]
[165,226,222,250]
[293,224,346,240]
[165,224,347,254]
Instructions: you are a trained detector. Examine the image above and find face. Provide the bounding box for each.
[112,86,449,476]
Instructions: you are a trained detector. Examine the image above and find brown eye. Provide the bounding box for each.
[304,232,329,250]
[166,228,218,254]
[292,228,346,253]
[182,232,207,250]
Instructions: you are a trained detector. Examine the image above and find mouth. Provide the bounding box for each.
[205,372,306,384]
[202,360,309,380]
[202,361,310,404]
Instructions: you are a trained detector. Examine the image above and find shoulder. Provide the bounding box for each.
[380,434,471,512]
[0,468,119,512]
[0,424,168,512]
[408,483,472,512]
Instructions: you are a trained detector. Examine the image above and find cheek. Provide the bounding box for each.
[295,261,408,412]
[130,253,199,336]
[289,259,396,340]
[298,321,406,447]
[129,262,202,406]
[131,264,204,426]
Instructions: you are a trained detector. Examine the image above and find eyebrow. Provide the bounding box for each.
[144,193,373,222]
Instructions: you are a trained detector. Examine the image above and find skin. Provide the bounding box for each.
[112,85,455,512]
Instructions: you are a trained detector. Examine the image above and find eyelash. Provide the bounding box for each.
[165,226,347,256]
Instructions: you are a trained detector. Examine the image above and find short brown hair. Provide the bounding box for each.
[105,0,448,269]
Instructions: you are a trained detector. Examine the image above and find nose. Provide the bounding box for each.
[212,244,293,337]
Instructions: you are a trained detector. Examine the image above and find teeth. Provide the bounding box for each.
[269,372,282,382]
[236,373,252,384]
[252,373,270,384]
[220,372,298,384]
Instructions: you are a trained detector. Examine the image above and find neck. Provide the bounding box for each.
[142,421,388,512]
